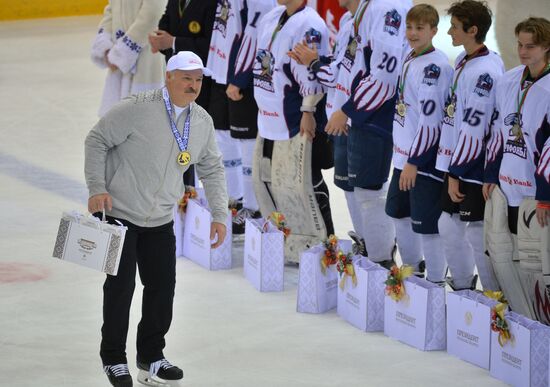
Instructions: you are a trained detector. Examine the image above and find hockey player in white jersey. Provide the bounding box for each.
[225,0,275,233]
[324,0,412,268]
[385,4,452,283]
[206,0,274,233]
[252,0,335,262]
[287,0,363,253]
[484,17,550,322]
[434,0,504,292]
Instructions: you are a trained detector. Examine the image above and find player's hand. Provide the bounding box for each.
[226,84,243,101]
[482,183,496,201]
[105,51,118,72]
[88,193,113,214]
[325,109,348,136]
[210,221,227,248]
[149,30,174,51]
[300,112,316,141]
[399,163,417,191]
[288,40,318,67]
[448,176,465,203]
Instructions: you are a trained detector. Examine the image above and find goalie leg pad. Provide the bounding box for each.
[270,135,328,263]
[517,198,550,323]
[485,187,534,318]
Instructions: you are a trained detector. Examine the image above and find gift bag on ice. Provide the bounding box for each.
[52,211,127,275]
[182,198,232,270]
[384,275,446,350]
[337,257,388,331]
[489,311,550,387]
[243,218,284,292]
[296,239,352,314]
[174,187,205,258]
[447,290,499,369]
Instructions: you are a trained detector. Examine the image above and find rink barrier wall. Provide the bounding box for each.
[0,0,106,21]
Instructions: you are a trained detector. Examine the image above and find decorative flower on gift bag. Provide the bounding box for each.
[320,234,339,274]
[266,211,291,239]
[484,291,513,347]
[384,265,414,302]
[336,251,356,289]
[177,186,198,214]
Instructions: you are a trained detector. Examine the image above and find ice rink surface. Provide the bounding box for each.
[3,5,541,385]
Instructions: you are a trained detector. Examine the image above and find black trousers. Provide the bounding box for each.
[100,217,176,365]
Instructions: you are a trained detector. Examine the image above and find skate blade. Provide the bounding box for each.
[137,370,182,387]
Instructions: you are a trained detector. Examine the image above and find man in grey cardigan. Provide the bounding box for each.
[85,51,228,387]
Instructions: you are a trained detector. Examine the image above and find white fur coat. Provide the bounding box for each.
[91,0,168,116]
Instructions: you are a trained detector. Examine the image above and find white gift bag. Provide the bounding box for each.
[447,290,499,369]
[337,258,388,332]
[490,312,550,387]
[384,276,446,351]
[243,218,284,292]
[52,211,127,275]
[296,240,353,314]
[182,199,232,270]
[174,188,206,258]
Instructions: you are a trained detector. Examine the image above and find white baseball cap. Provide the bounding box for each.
[166,51,212,76]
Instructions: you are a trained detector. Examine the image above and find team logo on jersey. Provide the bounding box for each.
[422,64,440,86]
[384,10,402,36]
[473,73,494,97]
[253,49,275,92]
[503,112,527,158]
[213,0,232,38]
[304,28,322,45]
[341,35,360,72]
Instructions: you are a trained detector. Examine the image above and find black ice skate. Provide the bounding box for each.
[137,358,183,386]
[104,364,133,387]
[347,231,367,256]
[232,207,262,234]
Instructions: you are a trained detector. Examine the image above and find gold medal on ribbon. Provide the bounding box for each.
[396,102,406,117]
[188,21,201,34]
[446,103,455,118]
[511,124,522,138]
[177,151,191,166]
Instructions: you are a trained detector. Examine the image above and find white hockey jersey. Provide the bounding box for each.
[253,5,329,140]
[231,0,276,89]
[392,48,453,180]
[339,0,412,135]
[485,66,550,205]
[313,11,353,117]
[435,47,504,184]
[206,0,243,85]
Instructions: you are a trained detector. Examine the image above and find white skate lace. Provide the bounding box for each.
[104,364,130,377]
[149,358,174,378]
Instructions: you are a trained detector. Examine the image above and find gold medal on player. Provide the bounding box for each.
[511,123,522,138]
[188,21,201,34]
[396,101,406,117]
[446,103,455,118]
[177,151,191,166]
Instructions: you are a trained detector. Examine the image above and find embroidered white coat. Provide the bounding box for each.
[91,0,168,117]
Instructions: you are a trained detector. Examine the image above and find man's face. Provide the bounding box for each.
[517,31,549,69]
[165,69,203,106]
[406,21,437,52]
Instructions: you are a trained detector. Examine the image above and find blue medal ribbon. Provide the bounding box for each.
[162,87,191,165]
